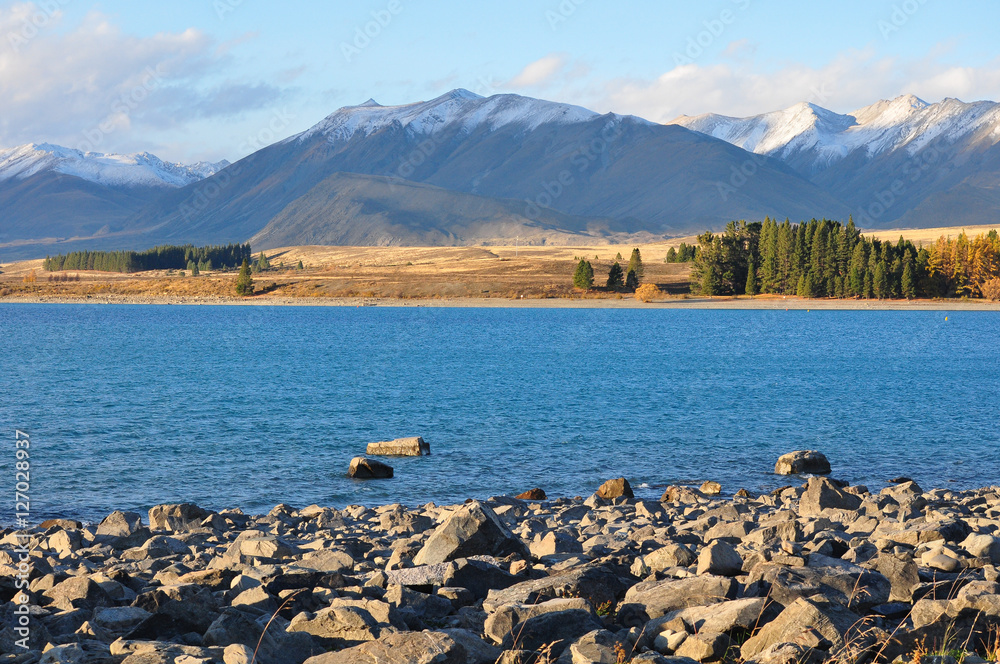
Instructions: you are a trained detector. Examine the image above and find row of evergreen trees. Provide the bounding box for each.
[665,243,698,263]
[692,217,1000,299]
[574,249,645,290]
[43,244,252,274]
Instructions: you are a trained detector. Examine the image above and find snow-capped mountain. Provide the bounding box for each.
[0,143,229,189]
[669,95,1000,174]
[123,88,837,249]
[670,94,1000,228]
[296,88,615,144]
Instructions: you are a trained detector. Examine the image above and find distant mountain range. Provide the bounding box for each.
[670,95,1000,228]
[1,91,998,260]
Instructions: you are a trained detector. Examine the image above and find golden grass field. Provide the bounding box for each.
[0,226,995,305]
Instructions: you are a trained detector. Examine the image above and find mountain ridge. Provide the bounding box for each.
[3,90,1000,260]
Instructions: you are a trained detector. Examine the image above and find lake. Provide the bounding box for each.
[0,304,997,523]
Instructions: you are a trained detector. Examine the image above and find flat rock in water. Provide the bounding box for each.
[774,450,831,475]
[348,457,394,479]
[366,437,430,457]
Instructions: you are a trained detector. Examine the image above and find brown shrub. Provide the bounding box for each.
[634,283,663,303]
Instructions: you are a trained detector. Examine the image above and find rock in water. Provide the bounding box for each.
[774,450,831,475]
[413,500,529,565]
[700,481,723,496]
[348,457,394,479]
[514,488,546,500]
[596,477,634,500]
[365,436,430,456]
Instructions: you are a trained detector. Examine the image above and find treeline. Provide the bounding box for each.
[692,217,1000,299]
[43,244,252,274]
[665,242,698,263]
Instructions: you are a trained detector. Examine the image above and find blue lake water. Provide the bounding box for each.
[0,304,997,524]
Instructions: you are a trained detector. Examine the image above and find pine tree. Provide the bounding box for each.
[235,259,254,296]
[189,260,200,277]
[606,262,624,290]
[573,259,594,289]
[615,252,623,261]
[627,248,644,283]
[873,261,889,300]
[745,259,758,297]
[701,264,718,296]
[901,261,916,300]
[258,252,270,270]
[665,248,678,263]
[625,269,639,292]
[297,260,304,270]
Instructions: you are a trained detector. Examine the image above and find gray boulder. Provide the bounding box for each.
[799,477,862,515]
[483,564,630,613]
[348,457,394,479]
[596,478,634,500]
[148,503,211,532]
[413,501,528,565]
[749,557,890,611]
[484,598,594,644]
[741,596,876,660]
[622,575,737,619]
[696,540,744,577]
[499,609,604,658]
[775,451,831,475]
[302,631,466,664]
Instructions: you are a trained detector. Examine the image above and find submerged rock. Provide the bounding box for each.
[348,457,394,479]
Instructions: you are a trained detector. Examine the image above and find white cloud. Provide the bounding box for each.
[544,49,1000,123]
[0,4,285,159]
[507,54,567,88]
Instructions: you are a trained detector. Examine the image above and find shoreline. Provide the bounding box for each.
[5,470,1000,664]
[3,293,1000,311]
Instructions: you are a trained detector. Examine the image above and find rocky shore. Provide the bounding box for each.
[3,465,1000,664]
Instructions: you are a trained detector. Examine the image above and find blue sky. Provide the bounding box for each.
[2,0,999,163]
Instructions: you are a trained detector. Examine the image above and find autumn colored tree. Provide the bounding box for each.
[634,283,662,303]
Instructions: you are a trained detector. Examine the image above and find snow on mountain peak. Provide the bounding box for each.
[299,89,599,144]
[670,94,1000,170]
[0,143,228,189]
